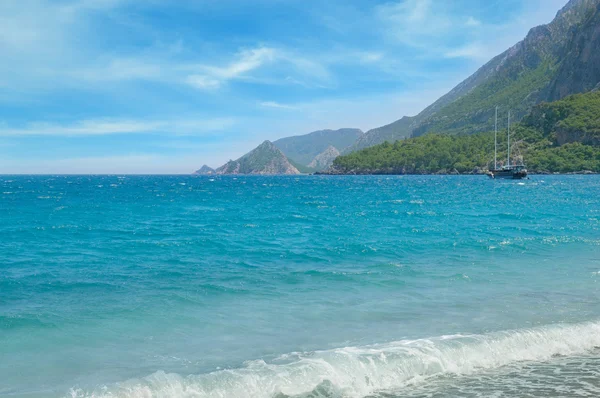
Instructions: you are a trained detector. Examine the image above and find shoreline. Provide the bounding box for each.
[314,170,599,176]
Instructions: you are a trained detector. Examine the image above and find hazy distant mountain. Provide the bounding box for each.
[216,141,300,175]
[274,128,363,166]
[348,0,600,152]
[193,165,215,175]
[308,145,341,170]
[344,117,414,154]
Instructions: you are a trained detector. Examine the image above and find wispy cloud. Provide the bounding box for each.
[259,101,298,110]
[0,118,236,136]
[185,46,333,91]
[0,154,167,174]
[444,43,486,60]
[0,0,575,173]
[208,47,277,79]
[358,52,384,63]
[73,58,165,82]
[186,47,277,90]
[466,16,482,27]
[375,0,452,48]
[186,75,222,90]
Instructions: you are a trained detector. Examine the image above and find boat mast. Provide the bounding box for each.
[507,110,511,167]
[494,106,498,170]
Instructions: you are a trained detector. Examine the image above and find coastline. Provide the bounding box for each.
[314,169,599,176]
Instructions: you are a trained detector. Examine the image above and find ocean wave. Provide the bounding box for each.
[69,320,600,398]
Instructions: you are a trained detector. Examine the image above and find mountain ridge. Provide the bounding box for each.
[194,0,600,171]
[348,0,600,152]
[327,90,600,175]
[215,141,300,175]
[274,128,363,165]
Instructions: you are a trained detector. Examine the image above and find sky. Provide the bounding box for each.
[0,0,569,174]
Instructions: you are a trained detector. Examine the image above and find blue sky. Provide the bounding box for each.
[0,0,568,173]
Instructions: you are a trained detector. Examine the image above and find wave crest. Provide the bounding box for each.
[70,321,600,398]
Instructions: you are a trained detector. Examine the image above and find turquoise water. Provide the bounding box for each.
[1,175,600,397]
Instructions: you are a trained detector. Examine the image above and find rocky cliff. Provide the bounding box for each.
[308,145,341,170]
[349,0,600,151]
[216,141,300,175]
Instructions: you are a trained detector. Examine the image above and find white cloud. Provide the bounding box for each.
[185,47,277,90]
[186,75,222,90]
[466,16,482,27]
[65,46,278,89]
[210,47,276,79]
[0,2,331,93]
[279,52,332,82]
[0,0,127,56]
[183,46,333,91]
[444,43,486,60]
[73,58,165,82]
[0,0,577,174]
[442,0,570,62]
[375,0,452,47]
[406,0,431,22]
[0,118,236,136]
[358,52,384,63]
[259,101,298,110]
[0,154,186,175]
[63,0,126,13]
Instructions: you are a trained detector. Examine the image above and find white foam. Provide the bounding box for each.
[70,321,600,398]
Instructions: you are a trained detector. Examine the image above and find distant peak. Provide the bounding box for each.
[193,164,216,175]
[258,140,276,148]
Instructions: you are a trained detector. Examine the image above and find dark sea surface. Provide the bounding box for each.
[1,175,600,397]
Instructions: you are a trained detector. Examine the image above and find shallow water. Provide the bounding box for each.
[1,175,599,397]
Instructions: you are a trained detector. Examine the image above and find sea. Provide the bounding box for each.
[1,175,600,398]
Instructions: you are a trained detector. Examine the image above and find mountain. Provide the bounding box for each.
[273,128,363,166]
[193,165,215,175]
[215,140,300,175]
[308,145,341,170]
[287,159,318,174]
[349,0,600,152]
[344,117,414,154]
[327,91,600,175]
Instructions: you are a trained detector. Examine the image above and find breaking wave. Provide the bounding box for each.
[70,320,600,398]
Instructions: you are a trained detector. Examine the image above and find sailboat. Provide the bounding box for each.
[487,108,528,179]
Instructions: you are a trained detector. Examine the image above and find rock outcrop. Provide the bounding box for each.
[347,0,600,152]
[215,141,300,175]
[308,145,341,170]
[193,165,216,175]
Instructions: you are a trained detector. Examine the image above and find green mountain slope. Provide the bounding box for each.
[350,0,600,151]
[329,91,600,174]
[216,141,300,175]
[273,128,363,166]
[522,89,600,145]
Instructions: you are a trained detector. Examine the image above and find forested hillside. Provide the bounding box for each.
[328,92,600,174]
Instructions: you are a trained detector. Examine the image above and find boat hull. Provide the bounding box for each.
[487,169,528,179]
